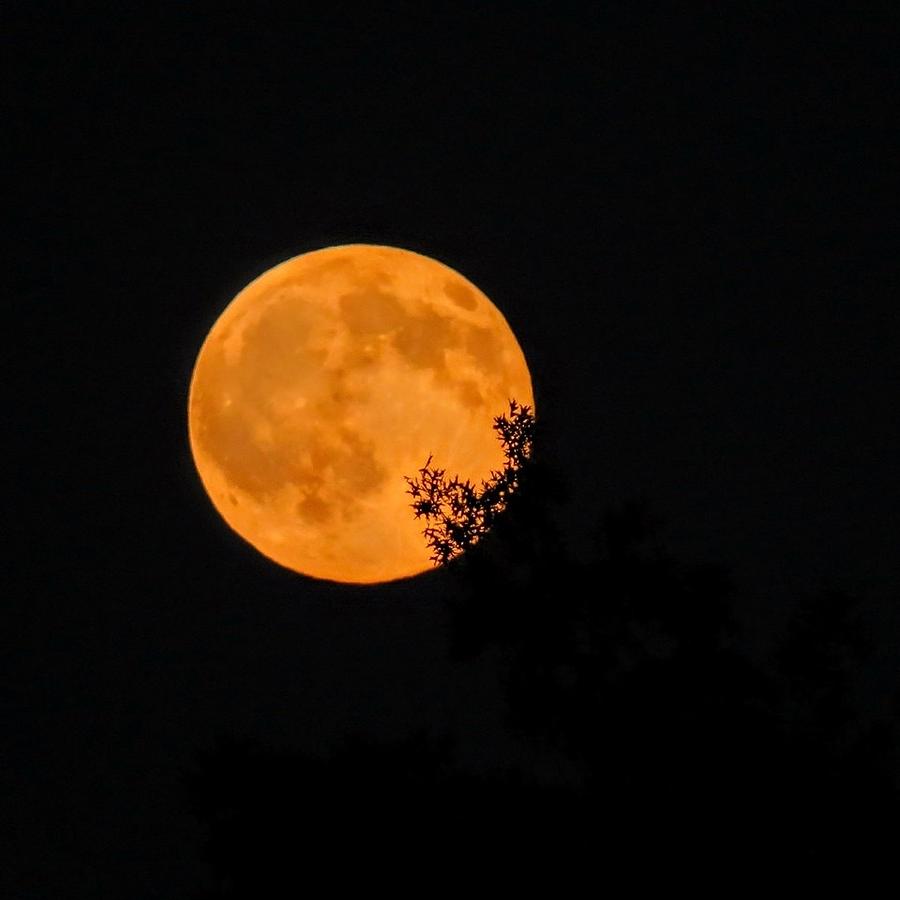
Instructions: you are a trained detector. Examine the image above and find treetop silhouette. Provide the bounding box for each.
[405,400,535,566]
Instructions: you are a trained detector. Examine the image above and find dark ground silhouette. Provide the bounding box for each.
[183,436,899,893]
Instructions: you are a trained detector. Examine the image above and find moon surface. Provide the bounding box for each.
[188,244,534,584]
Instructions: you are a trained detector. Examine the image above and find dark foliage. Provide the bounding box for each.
[183,735,587,895]
[184,421,899,892]
[405,400,535,566]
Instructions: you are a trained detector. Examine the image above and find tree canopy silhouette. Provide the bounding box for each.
[405,399,535,566]
[184,403,899,892]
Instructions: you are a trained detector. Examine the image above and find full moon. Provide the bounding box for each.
[188,244,534,584]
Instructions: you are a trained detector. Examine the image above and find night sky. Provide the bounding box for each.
[7,6,899,895]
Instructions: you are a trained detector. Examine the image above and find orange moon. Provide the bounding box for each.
[187,244,534,584]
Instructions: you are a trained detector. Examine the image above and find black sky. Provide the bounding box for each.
[6,6,899,896]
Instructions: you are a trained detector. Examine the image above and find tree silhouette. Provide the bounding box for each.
[405,400,535,566]
[402,418,900,866]
[183,414,899,890]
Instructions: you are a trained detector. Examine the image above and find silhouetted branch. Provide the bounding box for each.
[405,400,534,566]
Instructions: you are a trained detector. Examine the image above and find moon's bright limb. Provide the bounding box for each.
[188,244,534,584]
